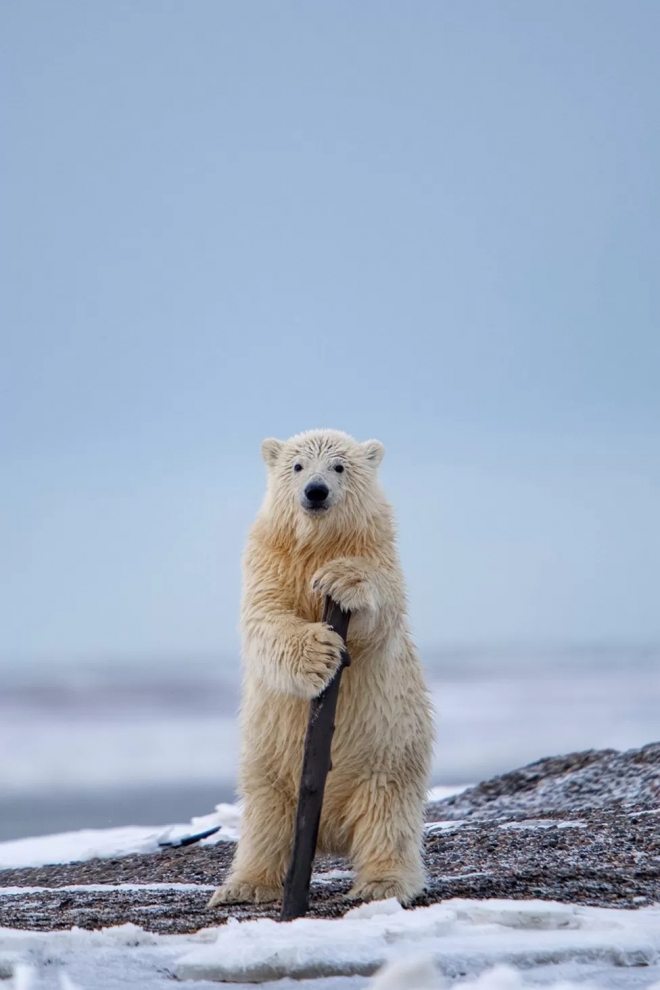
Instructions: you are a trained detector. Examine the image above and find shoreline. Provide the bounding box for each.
[1,743,658,935]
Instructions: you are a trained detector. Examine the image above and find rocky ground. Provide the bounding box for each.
[1,743,658,935]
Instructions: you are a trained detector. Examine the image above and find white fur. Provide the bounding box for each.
[208,430,434,909]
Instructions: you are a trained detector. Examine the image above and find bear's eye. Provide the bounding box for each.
[293,463,303,473]
[334,464,344,473]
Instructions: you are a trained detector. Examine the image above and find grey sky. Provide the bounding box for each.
[2,1,659,658]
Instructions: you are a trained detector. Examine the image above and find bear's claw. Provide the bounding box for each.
[207,880,282,907]
[347,877,420,906]
[296,622,344,697]
[312,559,376,612]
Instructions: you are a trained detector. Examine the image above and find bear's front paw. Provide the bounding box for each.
[207,879,281,907]
[296,622,345,698]
[312,559,376,612]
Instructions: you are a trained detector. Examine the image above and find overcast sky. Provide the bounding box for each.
[2,1,659,660]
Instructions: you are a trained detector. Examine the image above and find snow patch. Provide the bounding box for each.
[2,963,36,989]
[370,957,660,990]
[0,803,241,870]
[0,825,168,871]
[175,898,660,983]
[425,820,467,834]
[427,784,472,803]
[1,901,660,988]
[499,820,588,831]
[314,869,355,883]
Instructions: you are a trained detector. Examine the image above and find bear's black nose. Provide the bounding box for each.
[305,481,329,503]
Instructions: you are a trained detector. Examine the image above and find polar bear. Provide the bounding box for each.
[208,429,433,908]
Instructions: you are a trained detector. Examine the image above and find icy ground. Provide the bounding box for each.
[1,749,658,988]
[1,897,660,989]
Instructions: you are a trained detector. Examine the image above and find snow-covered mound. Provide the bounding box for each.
[427,742,660,822]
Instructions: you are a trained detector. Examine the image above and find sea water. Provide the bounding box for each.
[0,646,658,840]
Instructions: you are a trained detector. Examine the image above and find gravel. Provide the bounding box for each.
[426,742,660,821]
[1,743,658,934]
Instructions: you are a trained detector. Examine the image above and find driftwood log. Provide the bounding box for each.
[280,597,351,921]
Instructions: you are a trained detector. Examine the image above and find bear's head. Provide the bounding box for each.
[259,429,386,534]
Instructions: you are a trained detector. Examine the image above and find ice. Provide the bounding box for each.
[174,899,660,983]
[1,899,659,988]
[0,803,241,870]
[368,956,438,990]
[59,974,83,990]
[2,964,82,990]
[0,924,205,989]
[370,958,660,990]
[0,825,169,871]
[0,955,18,980]
[2,964,36,990]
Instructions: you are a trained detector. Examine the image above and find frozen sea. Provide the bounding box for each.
[1,645,658,842]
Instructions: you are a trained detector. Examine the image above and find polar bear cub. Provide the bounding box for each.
[209,429,433,907]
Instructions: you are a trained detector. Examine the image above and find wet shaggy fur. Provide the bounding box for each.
[208,430,434,908]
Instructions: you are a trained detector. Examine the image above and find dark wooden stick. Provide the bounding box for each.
[280,597,351,921]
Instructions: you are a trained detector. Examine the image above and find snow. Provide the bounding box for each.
[174,898,660,983]
[425,820,468,835]
[370,957,660,990]
[0,804,241,870]
[426,785,472,802]
[2,899,658,988]
[315,870,355,883]
[0,787,455,870]
[2,782,659,988]
[498,821,588,831]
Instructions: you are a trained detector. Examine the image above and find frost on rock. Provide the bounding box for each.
[426,743,660,822]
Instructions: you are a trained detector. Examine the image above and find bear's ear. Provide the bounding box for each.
[261,438,284,467]
[361,439,385,467]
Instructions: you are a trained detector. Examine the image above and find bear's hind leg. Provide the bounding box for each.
[345,776,425,906]
[208,782,294,907]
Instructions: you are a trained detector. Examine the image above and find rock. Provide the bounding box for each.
[426,743,660,822]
